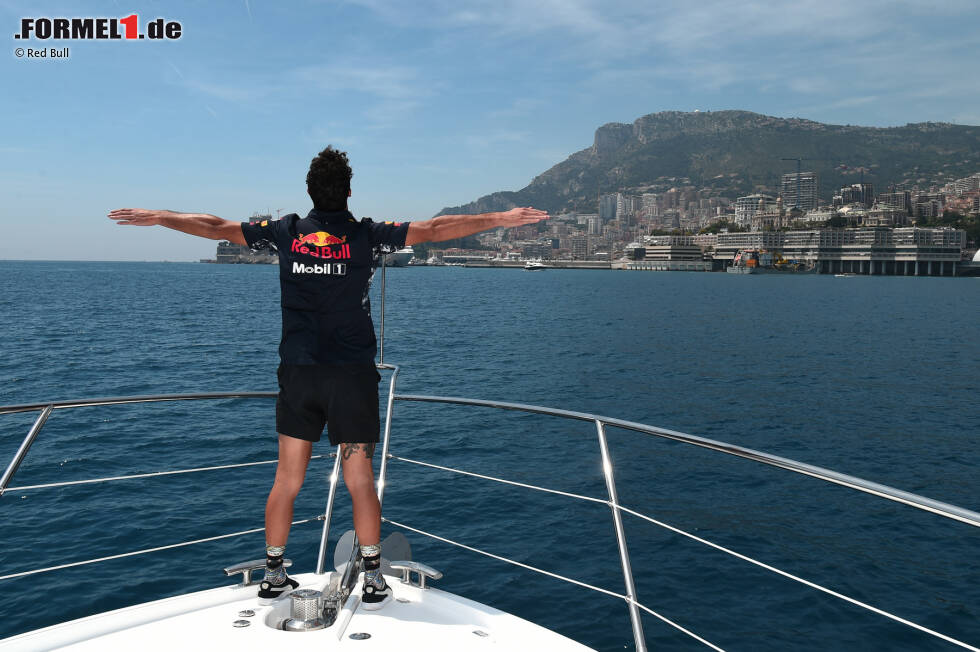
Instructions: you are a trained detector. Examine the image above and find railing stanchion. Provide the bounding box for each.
[376,365,399,509]
[595,419,647,652]
[315,447,343,574]
[0,405,53,498]
[379,255,387,365]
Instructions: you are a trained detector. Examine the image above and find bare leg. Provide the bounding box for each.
[341,443,380,546]
[342,442,391,607]
[265,434,313,547]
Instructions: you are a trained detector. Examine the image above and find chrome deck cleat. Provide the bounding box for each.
[223,559,292,587]
[389,561,442,589]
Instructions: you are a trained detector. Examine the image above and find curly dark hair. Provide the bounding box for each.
[306,146,352,211]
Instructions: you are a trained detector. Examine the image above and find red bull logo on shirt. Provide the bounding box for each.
[290,231,351,259]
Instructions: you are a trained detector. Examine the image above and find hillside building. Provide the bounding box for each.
[780,172,818,212]
[865,204,910,227]
[616,193,638,223]
[912,193,944,220]
[640,193,659,218]
[835,183,874,208]
[734,194,778,227]
[599,194,618,221]
[953,173,980,194]
[878,191,911,214]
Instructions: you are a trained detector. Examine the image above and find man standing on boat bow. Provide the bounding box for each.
[108,146,548,608]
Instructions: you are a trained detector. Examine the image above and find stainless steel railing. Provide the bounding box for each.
[391,394,980,529]
[313,363,400,574]
[0,391,327,586]
[373,393,980,652]
[2,383,979,651]
[0,392,278,497]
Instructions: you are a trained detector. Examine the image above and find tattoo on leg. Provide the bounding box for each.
[341,442,376,460]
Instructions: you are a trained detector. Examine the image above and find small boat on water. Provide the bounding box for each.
[727,249,768,274]
[524,261,548,271]
[384,247,415,267]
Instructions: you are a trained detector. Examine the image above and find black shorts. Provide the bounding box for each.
[276,364,381,445]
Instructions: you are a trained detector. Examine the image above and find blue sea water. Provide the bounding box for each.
[0,260,977,651]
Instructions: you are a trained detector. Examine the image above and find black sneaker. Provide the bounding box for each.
[361,575,391,611]
[257,576,299,604]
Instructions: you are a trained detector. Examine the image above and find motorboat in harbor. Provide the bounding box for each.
[523,261,549,271]
[384,248,415,267]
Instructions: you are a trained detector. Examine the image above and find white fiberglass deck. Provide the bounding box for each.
[0,571,593,651]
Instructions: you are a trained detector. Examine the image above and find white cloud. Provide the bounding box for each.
[290,62,424,102]
[173,57,435,128]
[290,60,433,126]
[463,129,530,149]
[342,0,901,56]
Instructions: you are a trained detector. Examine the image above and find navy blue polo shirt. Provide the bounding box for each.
[241,209,409,365]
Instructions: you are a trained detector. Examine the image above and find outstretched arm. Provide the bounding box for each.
[405,207,548,246]
[107,208,246,245]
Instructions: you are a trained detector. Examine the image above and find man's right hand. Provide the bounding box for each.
[108,208,171,226]
[107,208,246,244]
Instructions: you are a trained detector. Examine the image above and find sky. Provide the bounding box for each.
[2,0,979,261]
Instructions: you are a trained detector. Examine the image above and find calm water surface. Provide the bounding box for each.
[0,261,977,651]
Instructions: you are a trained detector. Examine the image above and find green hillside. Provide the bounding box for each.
[437,110,980,216]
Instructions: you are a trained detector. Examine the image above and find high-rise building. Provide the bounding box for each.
[839,183,874,208]
[599,194,618,221]
[587,216,602,235]
[780,172,818,212]
[616,193,637,223]
[641,193,659,218]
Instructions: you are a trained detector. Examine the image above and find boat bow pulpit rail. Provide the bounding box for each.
[1,374,978,652]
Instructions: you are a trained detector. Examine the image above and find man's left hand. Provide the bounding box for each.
[497,207,549,227]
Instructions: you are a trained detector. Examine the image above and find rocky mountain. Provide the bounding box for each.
[436,110,980,216]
